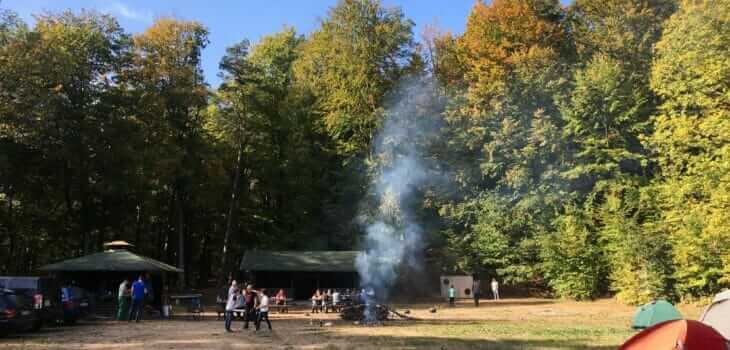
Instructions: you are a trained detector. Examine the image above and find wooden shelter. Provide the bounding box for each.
[39,243,182,316]
[240,250,361,299]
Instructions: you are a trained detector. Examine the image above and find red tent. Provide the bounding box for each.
[620,320,728,350]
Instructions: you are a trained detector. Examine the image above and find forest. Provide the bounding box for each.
[0,0,728,304]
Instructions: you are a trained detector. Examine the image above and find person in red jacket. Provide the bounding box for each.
[242,284,258,330]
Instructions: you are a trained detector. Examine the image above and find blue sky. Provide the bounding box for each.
[2,0,570,86]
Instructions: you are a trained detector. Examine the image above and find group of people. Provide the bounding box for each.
[117,274,153,322]
[119,275,502,325]
[448,278,500,307]
[223,281,274,333]
[310,288,345,313]
[310,288,375,313]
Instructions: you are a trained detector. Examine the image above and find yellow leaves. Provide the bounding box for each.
[457,0,566,112]
[132,18,208,84]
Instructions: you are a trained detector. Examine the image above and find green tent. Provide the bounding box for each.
[631,300,682,329]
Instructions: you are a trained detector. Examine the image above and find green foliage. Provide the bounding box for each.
[570,0,675,67]
[293,0,415,157]
[647,0,730,299]
[441,194,514,276]
[561,54,649,182]
[597,181,675,304]
[540,206,605,300]
[0,0,728,302]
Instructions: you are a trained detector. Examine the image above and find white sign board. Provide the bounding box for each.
[440,275,474,299]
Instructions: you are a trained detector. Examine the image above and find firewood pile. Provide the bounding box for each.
[340,304,390,321]
[340,304,414,322]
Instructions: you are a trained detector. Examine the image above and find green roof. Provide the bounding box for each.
[40,249,183,273]
[240,251,361,272]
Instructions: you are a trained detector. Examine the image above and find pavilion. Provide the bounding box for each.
[40,241,182,316]
[240,250,361,299]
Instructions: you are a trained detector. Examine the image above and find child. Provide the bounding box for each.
[448,284,455,307]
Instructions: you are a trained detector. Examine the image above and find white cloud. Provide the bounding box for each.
[104,1,152,23]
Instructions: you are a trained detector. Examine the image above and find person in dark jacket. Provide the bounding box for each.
[472,277,481,307]
[242,284,258,329]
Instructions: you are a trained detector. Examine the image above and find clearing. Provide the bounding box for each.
[0,298,703,350]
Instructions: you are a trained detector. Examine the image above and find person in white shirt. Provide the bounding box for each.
[331,290,341,312]
[255,289,272,331]
[491,278,500,300]
[228,280,237,297]
[224,280,238,332]
[117,279,130,321]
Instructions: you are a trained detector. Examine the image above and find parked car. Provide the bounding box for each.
[0,289,42,334]
[0,276,63,327]
[61,286,91,323]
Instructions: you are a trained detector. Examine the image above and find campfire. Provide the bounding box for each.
[340,303,413,324]
[340,304,390,322]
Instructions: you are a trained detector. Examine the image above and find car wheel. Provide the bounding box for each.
[31,320,42,332]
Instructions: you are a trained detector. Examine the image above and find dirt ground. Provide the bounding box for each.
[0,299,704,350]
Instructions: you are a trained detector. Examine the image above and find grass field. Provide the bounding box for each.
[0,298,704,350]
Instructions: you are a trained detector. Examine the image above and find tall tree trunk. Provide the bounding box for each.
[5,190,14,274]
[62,161,76,254]
[175,185,186,289]
[135,203,143,246]
[198,230,209,287]
[218,145,243,289]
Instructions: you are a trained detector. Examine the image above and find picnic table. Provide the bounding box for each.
[169,294,203,320]
[272,297,294,313]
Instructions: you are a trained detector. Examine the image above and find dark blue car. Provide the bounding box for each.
[0,289,42,335]
[0,276,62,328]
[61,286,90,323]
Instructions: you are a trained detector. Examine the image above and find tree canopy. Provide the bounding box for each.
[1,0,728,303]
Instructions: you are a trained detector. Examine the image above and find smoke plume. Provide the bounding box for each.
[356,76,445,315]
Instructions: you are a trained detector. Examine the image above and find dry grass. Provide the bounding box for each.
[0,298,704,350]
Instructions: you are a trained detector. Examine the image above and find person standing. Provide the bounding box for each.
[331,289,341,312]
[311,290,322,313]
[472,277,481,307]
[128,276,147,322]
[324,289,333,313]
[242,284,258,330]
[448,284,456,307]
[255,289,272,332]
[224,281,238,332]
[228,280,238,300]
[491,278,500,300]
[274,289,287,313]
[117,278,130,320]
